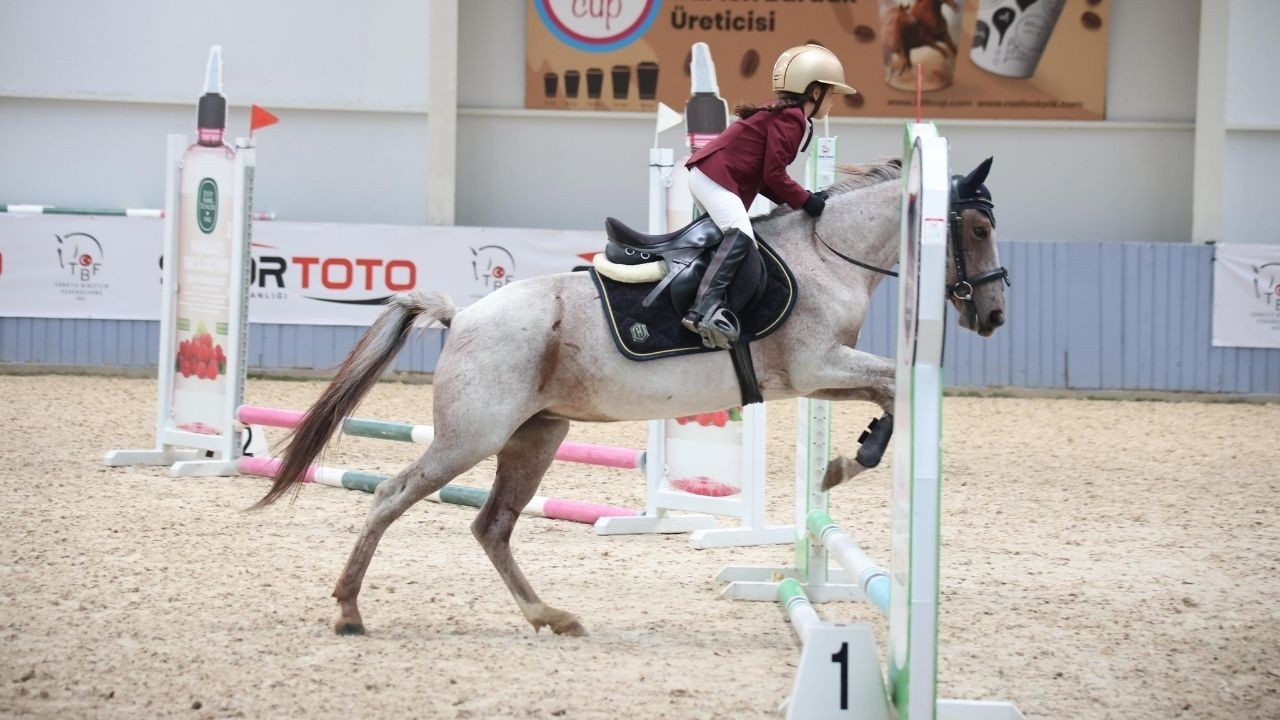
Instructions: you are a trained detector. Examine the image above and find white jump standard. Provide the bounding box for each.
[719,124,1023,720]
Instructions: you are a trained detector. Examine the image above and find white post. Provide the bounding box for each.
[648,148,672,234]
[1192,0,1229,244]
[426,0,458,225]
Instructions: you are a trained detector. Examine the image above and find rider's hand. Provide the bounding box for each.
[802,192,826,218]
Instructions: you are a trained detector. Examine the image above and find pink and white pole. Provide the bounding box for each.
[237,405,645,471]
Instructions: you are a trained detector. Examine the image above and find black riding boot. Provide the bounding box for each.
[681,228,754,349]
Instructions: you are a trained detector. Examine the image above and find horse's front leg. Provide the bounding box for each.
[804,346,895,491]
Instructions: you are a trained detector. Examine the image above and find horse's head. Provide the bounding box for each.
[948,157,1009,337]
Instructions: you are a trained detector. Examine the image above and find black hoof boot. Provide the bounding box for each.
[855,413,894,468]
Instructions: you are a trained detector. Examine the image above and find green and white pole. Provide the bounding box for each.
[0,204,275,220]
[237,456,637,525]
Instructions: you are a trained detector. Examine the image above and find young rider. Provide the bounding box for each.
[682,44,856,350]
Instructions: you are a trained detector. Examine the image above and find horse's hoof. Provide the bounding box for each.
[335,621,366,636]
[551,617,589,637]
[822,456,856,491]
[530,606,589,637]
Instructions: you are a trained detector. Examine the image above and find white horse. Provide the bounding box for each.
[254,158,1008,637]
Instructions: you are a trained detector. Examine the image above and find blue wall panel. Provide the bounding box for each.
[0,319,445,375]
[2,242,1278,395]
[1099,244,1124,390]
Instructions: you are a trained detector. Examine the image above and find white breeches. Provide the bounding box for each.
[688,167,756,242]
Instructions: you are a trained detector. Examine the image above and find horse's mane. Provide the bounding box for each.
[759,158,902,220]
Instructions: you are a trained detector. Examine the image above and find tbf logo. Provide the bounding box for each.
[1253,262,1280,310]
[56,232,103,281]
[471,245,516,294]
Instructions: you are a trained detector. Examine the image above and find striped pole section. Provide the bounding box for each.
[807,510,891,615]
[238,405,645,471]
[778,578,821,645]
[1,204,275,221]
[238,456,638,524]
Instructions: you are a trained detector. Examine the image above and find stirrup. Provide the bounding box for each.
[694,308,740,350]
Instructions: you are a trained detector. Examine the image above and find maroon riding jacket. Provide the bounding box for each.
[686,105,812,211]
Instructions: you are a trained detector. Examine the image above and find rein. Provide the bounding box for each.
[813,182,1011,302]
[815,229,898,278]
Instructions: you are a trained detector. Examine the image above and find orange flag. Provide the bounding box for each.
[250,105,279,135]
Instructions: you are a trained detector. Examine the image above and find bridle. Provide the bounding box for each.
[946,176,1010,302]
[814,178,1012,304]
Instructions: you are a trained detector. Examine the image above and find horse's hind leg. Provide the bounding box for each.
[471,415,586,636]
[332,440,497,635]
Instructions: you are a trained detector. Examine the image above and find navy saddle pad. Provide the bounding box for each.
[587,235,798,362]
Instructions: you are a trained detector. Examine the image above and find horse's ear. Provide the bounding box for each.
[964,157,993,189]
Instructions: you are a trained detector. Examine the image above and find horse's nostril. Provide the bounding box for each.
[989,310,1005,328]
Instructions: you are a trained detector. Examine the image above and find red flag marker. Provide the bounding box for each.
[250,105,279,137]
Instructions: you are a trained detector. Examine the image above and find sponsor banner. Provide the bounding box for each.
[0,214,606,326]
[526,0,1109,120]
[1212,244,1280,349]
[0,214,150,320]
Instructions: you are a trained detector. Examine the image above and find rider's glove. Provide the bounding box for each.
[802,192,826,218]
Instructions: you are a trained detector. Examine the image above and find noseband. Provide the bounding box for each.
[947,177,1010,302]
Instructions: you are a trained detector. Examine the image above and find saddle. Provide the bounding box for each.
[601,215,727,311]
[587,216,799,405]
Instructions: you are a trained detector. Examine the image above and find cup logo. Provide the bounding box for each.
[197,178,218,234]
[534,0,660,52]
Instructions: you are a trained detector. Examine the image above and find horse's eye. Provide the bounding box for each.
[973,227,988,238]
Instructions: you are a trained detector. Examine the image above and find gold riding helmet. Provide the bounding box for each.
[772,44,857,96]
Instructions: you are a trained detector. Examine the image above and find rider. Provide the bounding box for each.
[682,44,856,349]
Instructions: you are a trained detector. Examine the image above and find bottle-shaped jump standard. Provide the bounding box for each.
[668,42,732,228]
[170,45,238,434]
[684,42,729,153]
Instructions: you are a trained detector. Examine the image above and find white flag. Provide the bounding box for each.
[655,102,684,138]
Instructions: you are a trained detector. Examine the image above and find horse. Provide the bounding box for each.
[882,0,960,81]
[253,157,1008,638]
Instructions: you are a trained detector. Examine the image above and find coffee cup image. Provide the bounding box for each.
[586,68,604,99]
[879,0,966,92]
[611,65,631,100]
[970,0,1068,78]
[564,70,581,99]
[637,62,659,100]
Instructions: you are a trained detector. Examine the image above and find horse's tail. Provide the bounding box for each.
[251,290,457,509]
